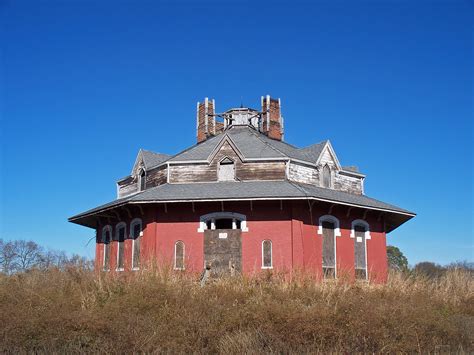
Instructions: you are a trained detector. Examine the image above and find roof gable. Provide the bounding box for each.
[131,149,170,174]
[208,134,245,163]
[315,141,341,170]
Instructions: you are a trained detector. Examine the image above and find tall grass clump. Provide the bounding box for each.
[0,266,472,353]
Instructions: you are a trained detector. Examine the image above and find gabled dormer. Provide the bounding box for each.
[117,149,170,198]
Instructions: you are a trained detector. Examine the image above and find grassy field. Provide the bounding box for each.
[0,267,472,353]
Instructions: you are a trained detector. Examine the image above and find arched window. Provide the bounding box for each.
[218,157,235,181]
[198,212,248,232]
[322,164,331,188]
[318,215,340,279]
[138,169,146,191]
[102,226,112,271]
[130,218,142,270]
[116,222,126,271]
[351,220,371,280]
[174,241,185,270]
[262,240,273,269]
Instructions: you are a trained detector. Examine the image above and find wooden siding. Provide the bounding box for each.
[320,147,336,166]
[118,177,138,198]
[118,165,168,198]
[146,165,168,188]
[289,161,362,195]
[334,173,363,195]
[169,140,286,183]
[288,162,319,185]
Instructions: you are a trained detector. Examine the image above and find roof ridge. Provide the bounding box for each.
[141,149,171,156]
[247,128,291,158]
[300,140,328,151]
[167,133,224,161]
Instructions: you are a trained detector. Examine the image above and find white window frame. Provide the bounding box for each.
[115,222,126,271]
[318,215,340,278]
[130,218,143,271]
[261,240,273,269]
[174,240,185,270]
[102,225,112,271]
[350,219,371,240]
[197,212,248,232]
[351,219,370,280]
[317,215,341,237]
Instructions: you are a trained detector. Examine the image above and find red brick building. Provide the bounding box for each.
[69,96,414,282]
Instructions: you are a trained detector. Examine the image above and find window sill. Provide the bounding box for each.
[131,267,140,271]
[261,266,273,270]
[174,268,185,271]
[116,268,125,272]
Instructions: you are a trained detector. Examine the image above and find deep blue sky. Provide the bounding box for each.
[1,0,472,265]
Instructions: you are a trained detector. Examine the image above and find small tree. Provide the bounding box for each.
[0,239,17,274]
[12,240,43,272]
[387,245,408,272]
[413,261,445,278]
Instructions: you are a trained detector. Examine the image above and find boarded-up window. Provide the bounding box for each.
[262,240,272,268]
[116,224,125,270]
[354,225,367,279]
[322,165,331,188]
[139,169,146,191]
[322,221,335,278]
[175,241,185,270]
[131,220,142,270]
[218,158,235,181]
[103,228,111,271]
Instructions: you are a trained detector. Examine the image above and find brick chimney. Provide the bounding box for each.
[261,95,284,141]
[196,98,216,143]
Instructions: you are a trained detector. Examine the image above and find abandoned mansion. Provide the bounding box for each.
[69,96,415,282]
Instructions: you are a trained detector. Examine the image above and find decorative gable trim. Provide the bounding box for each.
[131,149,146,176]
[219,157,234,164]
[207,134,245,163]
[315,141,342,170]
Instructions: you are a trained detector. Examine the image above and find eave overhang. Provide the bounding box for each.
[68,182,415,232]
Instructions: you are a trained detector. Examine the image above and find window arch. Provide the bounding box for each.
[130,218,142,270]
[350,220,371,240]
[318,215,340,279]
[218,157,235,181]
[138,169,146,191]
[351,220,370,280]
[102,225,112,271]
[198,212,248,232]
[262,240,273,269]
[174,241,185,270]
[317,215,341,237]
[322,164,331,188]
[115,222,126,271]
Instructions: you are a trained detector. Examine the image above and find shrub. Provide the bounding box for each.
[0,267,472,353]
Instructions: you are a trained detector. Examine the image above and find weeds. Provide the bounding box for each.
[0,266,472,353]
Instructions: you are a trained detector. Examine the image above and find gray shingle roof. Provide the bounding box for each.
[141,150,170,169]
[69,180,414,222]
[167,126,327,163]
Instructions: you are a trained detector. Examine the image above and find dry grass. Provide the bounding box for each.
[0,266,472,353]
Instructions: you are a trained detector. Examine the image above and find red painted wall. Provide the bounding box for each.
[95,201,388,283]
